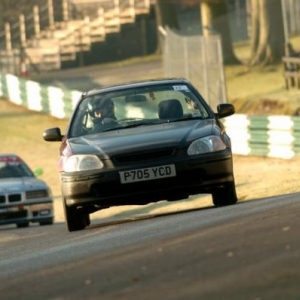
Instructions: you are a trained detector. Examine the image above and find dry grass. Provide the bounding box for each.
[0,100,68,197]
[225,36,300,115]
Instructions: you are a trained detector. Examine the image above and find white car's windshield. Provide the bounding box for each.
[0,162,34,179]
[70,83,211,137]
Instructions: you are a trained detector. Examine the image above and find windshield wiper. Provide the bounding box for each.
[118,120,160,129]
[165,116,204,123]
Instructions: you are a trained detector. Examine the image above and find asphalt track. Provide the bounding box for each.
[30,57,164,91]
[0,193,299,299]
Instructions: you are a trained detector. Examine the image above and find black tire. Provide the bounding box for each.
[63,199,86,232]
[16,222,29,228]
[39,218,54,226]
[212,181,238,207]
[84,214,91,227]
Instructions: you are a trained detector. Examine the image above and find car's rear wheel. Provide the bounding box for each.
[212,181,238,207]
[63,199,87,232]
[39,218,54,226]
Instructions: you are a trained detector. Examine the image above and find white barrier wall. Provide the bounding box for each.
[0,72,82,119]
[1,72,300,159]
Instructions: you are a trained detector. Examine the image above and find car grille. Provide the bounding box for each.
[0,210,27,220]
[0,190,48,204]
[26,190,48,199]
[113,149,175,164]
[0,194,22,203]
[8,194,22,202]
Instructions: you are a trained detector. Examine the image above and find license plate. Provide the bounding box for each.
[119,164,176,184]
[7,207,19,212]
[0,207,19,214]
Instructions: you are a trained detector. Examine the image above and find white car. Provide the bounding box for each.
[0,154,54,228]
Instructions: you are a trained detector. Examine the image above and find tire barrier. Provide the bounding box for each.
[0,72,81,119]
[1,72,300,159]
[223,114,300,159]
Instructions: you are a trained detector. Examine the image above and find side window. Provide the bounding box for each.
[70,101,92,136]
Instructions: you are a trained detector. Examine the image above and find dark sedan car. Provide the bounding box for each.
[43,78,237,231]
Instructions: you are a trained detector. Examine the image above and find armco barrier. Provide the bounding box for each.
[0,72,81,119]
[223,114,300,159]
[1,72,300,159]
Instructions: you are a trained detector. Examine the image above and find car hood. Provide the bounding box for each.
[68,119,220,158]
[0,177,49,193]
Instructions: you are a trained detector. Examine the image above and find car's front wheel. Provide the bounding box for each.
[85,214,91,227]
[16,222,29,228]
[212,181,238,207]
[63,199,87,232]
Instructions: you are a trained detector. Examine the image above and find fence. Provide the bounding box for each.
[162,27,226,111]
[1,72,300,160]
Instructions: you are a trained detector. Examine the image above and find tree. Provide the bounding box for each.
[249,0,285,66]
[154,0,239,65]
[154,0,179,54]
[200,0,240,65]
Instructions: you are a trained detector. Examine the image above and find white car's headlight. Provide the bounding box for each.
[64,155,104,172]
[187,136,226,155]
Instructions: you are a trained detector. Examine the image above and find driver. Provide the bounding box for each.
[87,97,117,130]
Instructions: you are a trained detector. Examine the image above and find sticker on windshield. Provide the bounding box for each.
[173,85,189,91]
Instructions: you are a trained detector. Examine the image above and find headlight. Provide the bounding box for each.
[187,136,226,155]
[64,155,104,172]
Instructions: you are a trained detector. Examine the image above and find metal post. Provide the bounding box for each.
[33,5,41,38]
[183,37,189,79]
[281,0,289,56]
[19,14,26,48]
[62,0,69,22]
[201,37,209,103]
[5,23,12,53]
[140,17,148,56]
[48,0,55,29]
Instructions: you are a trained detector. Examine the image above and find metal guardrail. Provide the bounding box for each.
[223,114,300,159]
[1,72,300,160]
[0,72,81,119]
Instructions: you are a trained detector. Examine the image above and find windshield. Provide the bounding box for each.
[69,83,212,137]
[0,161,34,179]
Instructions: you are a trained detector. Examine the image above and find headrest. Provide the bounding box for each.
[158,99,183,119]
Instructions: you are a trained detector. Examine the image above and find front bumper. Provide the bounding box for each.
[61,149,235,208]
[0,199,54,226]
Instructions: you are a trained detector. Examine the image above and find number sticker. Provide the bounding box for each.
[173,85,189,91]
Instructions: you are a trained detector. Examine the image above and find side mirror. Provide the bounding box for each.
[34,167,43,176]
[43,127,63,142]
[216,103,235,119]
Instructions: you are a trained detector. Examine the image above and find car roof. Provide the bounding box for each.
[82,78,191,97]
[0,154,23,162]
